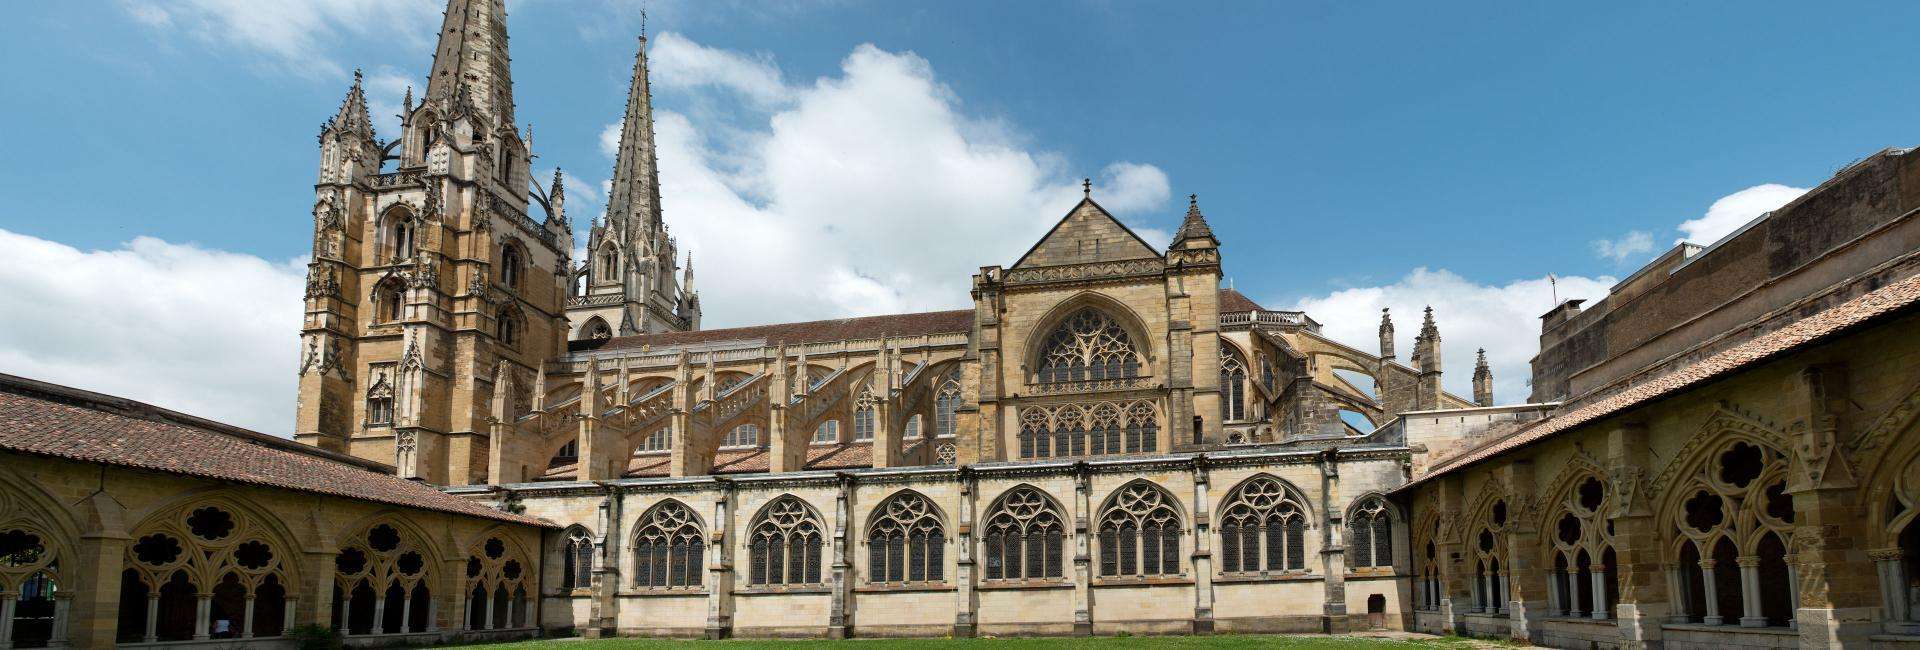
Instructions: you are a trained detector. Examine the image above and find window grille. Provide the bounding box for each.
[1016,400,1158,459]
[1219,476,1310,573]
[1036,309,1142,382]
[748,496,824,585]
[632,501,703,588]
[982,487,1065,580]
[867,491,944,583]
[1098,483,1182,577]
[1348,498,1393,568]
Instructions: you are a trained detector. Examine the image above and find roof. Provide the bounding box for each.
[1401,270,1920,491]
[570,309,974,354]
[538,442,877,480]
[1009,197,1163,270]
[1220,288,1264,312]
[0,374,548,527]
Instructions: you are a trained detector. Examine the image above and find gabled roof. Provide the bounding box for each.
[1220,288,1264,312]
[0,374,548,527]
[1009,198,1162,269]
[1399,270,1920,492]
[570,309,974,354]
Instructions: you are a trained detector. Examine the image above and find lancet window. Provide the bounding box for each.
[1347,497,1394,569]
[326,522,431,637]
[934,369,962,438]
[386,216,416,261]
[982,487,1065,581]
[633,501,704,589]
[1098,482,1182,578]
[1219,476,1310,573]
[594,247,617,283]
[497,306,522,347]
[1418,538,1442,611]
[560,528,593,591]
[498,242,522,289]
[1221,345,1248,422]
[462,536,529,631]
[866,492,944,584]
[366,368,395,427]
[374,277,405,323]
[748,497,823,586]
[114,503,293,643]
[1470,500,1511,614]
[1018,400,1157,459]
[852,390,876,442]
[1547,475,1619,619]
[1036,308,1142,383]
[1666,440,1794,627]
[1,521,63,648]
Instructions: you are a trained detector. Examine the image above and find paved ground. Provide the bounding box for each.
[449,631,1508,649]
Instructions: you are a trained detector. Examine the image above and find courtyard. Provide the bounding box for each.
[451,634,1498,649]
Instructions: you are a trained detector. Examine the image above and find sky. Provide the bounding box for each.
[4,0,1917,434]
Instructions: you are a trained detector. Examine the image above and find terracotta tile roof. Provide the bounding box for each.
[1399,272,1920,491]
[1219,288,1264,313]
[569,310,974,354]
[0,374,548,527]
[537,443,879,480]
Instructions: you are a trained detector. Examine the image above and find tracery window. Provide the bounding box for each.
[982,487,1065,581]
[1470,500,1511,614]
[1221,345,1248,422]
[1,523,63,647]
[812,420,840,444]
[366,369,395,426]
[1667,440,1794,627]
[1347,497,1394,569]
[636,428,670,452]
[1018,400,1157,459]
[1036,308,1142,382]
[852,391,876,442]
[722,424,759,448]
[498,243,522,289]
[1219,476,1311,573]
[327,522,431,637]
[560,528,593,591]
[934,443,958,466]
[934,369,962,438]
[866,492,944,584]
[1418,537,1442,611]
[595,247,617,283]
[1547,476,1619,619]
[584,317,612,340]
[387,216,416,261]
[633,501,704,589]
[1098,482,1182,578]
[374,277,405,323]
[118,503,293,642]
[748,497,824,586]
[462,536,529,631]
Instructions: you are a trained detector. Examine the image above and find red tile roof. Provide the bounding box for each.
[1400,272,1920,491]
[538,442,880,480]
[1219,288,1265,313]
[0,374,548,527]
[570,310,974,354]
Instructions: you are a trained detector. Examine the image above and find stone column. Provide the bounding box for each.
[338,590,353,634]
[953,468,979,637]
[1545,569,1561,616]
[49,594,71,647]
[704,479,736,640]
[0,594,16,648]
[144,594,159,642]
[371,592,387,635]
[1071,464,1093,635]
[1665,566,1688,623]
[1191,457,1216,634]
[1591,565,1611,620]
[1737,556,1765,627]
[400,594,414,634]
[1784,365,1877,647]
[1319,450,1349,633]
[1700,560,1722,626]
[242,594,256,638]
[827,474,854,639]
[65,521,128,649]
[1607,421,1668,648]
[484,591,496,630]
[1498,460,1543,641]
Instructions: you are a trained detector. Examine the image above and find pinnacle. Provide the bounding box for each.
[1173,192,1215,243]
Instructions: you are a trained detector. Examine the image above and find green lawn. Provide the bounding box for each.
[454,634,1488,649]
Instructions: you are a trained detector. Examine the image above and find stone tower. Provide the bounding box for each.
[568,33,700,339]
[295,0,574,485]
[1411,306,1444,409]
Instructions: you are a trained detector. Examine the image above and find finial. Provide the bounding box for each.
[1082,178,1091,198]
[352,68,363,85]
[1189,193,1198,208]
[640,6,649,40]
[402,85,413,112]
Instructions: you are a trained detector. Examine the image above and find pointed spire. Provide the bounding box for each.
[1472,348,1494,407]
[1173,193,1217,244]
[1420,305,1439,339]
[682,251,695,294]
[402,84,414,113]
[326,69,375,139]
[547,168,567,223]
[424,0,516,129]
[1378,307,1396,359]
[606,32,665,241]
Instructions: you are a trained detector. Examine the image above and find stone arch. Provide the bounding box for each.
[123,489,307,589]
[0,471,81,646]
[120,492,306,641]
[1856,379,1920,548]
[1217,473,1317,523]
[579,316,612,340]
[1216,473,1316,573]
[1653,413,1797,627]
[1022,291,1157,380]
[1346,492,1400,570]
[1094,479,1185,577]
[458,526,534,630]
[980,484,1070,581]
[629,499,705,589]
[1533,445,1607,533]
[376,203,419,260]
[864,489,947,584]
[745,495,827,586]
[1649,403,1792,503]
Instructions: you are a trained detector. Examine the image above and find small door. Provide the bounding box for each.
[1367,593,1387,630]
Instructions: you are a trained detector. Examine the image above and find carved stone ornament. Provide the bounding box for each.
[304,264,341,299]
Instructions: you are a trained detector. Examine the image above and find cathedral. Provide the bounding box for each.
[1,0,1919,647]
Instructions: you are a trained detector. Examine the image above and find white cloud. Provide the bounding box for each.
[640,38,1173,325]
[119,0,439,77]
[1591,230,1654,264]
[648,32,791,107]
[600,123,624,158]
[1676,183,1809,245]
[1286,268,1615,405]
[0,229,304,434]
[360,66,417,139]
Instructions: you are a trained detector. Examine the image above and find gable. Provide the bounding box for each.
[1011,199,1162,269]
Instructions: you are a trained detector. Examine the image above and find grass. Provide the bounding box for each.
[451,633,1494,649]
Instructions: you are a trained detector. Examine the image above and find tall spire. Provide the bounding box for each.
[424,0,516,130]
[326,69,375,139]
[606,33,664,241]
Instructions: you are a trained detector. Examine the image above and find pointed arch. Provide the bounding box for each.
[1345,492,1400,570]
[458,527,534,630]
[558,524,595,591]
[630,499,705,589]
[746,495,825,586]
[981,484,1069,581]
[1024,292,1156,382]
[120,491,305,640]
[1216,473,1314,574]
[865,489,946,584]
[1096,479,1184,578]
[377,204,418,261]
[328,514,442,636]
[372,273,407,324]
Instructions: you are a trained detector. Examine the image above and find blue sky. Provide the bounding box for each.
[2,0,1914,432]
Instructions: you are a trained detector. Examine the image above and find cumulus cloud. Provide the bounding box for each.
[1591,230,1654,264]
[641,37,1173,325]
[1286,268,1615,405]
[1676,183,1809,245]
[118,0,439,77]
[0,229,304,434]
[360,66,417,138]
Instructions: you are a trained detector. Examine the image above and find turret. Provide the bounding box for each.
[1472,348,1494,407]
[317,70,379,186]
[1378,308,1396,360]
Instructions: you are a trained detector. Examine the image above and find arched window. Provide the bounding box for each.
[982,487,1065,581]
[366,370,394,426]
[497,307,520,347]
[374,277,405,323]
[2,525,62,647]
[1469,497,1511,614]
[748,497,823,586]
[120,503,295,641]
[867,492,944,584]
[462,536,530,630]
[633,502,704,589]
[583,317,612,340]
[498,243,522,289]
[1546,475,1619,619]
[934,368,962,438]
[852,390,876,442]
[329,522,432,636]
[1018,400,1157,459]
[1348,497,1394,569]
[595,246,618,283]
[560,528,593,591]
[1220,344,1248,422]
[1037,308,1142,382]
[812,420,840,444]
[1219,476,1310,573]
[1419,537,1442,611]
[1666,440,1794,626]
[636,427,670,452]
[387,216,416,261]
[722,424,758,448]
[934,443,958,466]
[1098,482,1182,578]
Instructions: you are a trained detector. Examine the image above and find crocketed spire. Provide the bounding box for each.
[1172,193,1217,245]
